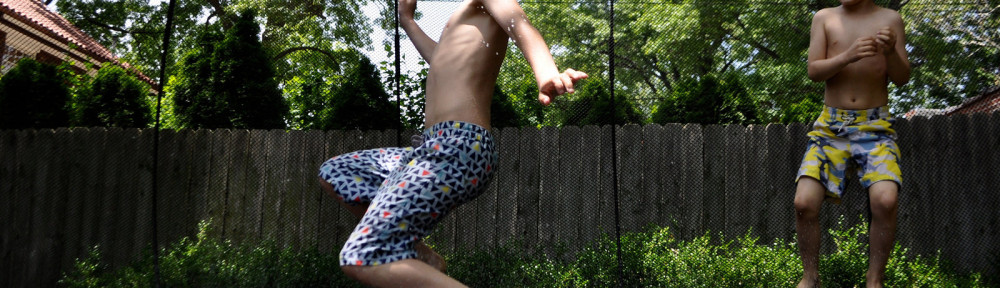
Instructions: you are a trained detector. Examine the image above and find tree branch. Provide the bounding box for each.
[731,19,781,60]
[272,46,340,62]
[84,17,161,35]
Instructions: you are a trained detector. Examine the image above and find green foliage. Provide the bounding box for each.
[56,0,378,79]
[169,26,224,129]
[820,215,990,287]
[62,217,988,287]
[213,9,288,129]
[286,48,397,131]
[496,48,551,127]
[444,219,987,287]
[378,46,428,130]
[443,241,574,287]
[60,221,360,288]
[557,79,646,126]
[651,73,760,125]
[0,58,72,129]
[171,9,288,130]
[75,64,153,128]
[521,1,999,121]
[491,86,531,128]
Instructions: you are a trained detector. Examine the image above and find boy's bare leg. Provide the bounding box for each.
[794,177,826,288]
[866,181,899,288]
[341,259,466,288]
[319,178,447,272]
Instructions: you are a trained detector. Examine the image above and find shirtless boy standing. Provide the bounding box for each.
[317,0,587,286]
[794,0,910,287]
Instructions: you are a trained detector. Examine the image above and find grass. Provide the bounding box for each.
[61,217,991,287]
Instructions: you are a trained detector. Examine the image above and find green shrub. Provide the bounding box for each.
[75,64,152,127]
[0,58,72,128]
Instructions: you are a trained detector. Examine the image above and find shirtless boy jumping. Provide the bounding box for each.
[794,1,910,287]
[317,0,587,286]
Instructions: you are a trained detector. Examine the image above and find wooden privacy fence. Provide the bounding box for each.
[2,112,999,287]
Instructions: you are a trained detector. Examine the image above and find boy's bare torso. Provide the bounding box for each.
[817,6,900,109]
[424,0,510,129]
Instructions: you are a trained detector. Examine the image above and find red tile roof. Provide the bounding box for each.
[0,0,156,87]
[903,85,1000,118]
[947,86,1000,116]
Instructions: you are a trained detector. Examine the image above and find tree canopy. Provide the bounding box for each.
[56,0,382,79]
[54,0,1000,128]
[170,9,287,129]
[286,49,399,130]
[519,0,999,123]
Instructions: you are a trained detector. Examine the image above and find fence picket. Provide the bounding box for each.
[206,130,230,239]
[496,127,519,246]
[475,128,500,249]
[104,128,128,268]
[680,124,704,240]
[0,130,14,285]
[301,130,326,249]
[558,126,583,254]
[702,125,726,238]
[517,127,540,252]
[644,124,671,229]
[59,129,84,272]
[579,125,603,246]
[723,125,746,239]
[224,130,251,241]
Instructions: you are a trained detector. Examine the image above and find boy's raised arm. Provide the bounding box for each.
[399,0,439,64]
[877,14,910,86]
[482,0,587,105]
[807,10,882,82]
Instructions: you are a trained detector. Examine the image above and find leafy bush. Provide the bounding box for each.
[0,58,72,128]
[75,64,152,127]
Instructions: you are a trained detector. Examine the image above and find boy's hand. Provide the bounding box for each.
[875,26,896,55]
[538,68,588,106]
[844,36,880,63]
[398,0,417,22]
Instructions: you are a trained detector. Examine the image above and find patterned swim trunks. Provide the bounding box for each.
[318,121,498,266]
[795,106,902,203]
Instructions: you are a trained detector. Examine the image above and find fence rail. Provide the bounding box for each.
[2,113,999,287]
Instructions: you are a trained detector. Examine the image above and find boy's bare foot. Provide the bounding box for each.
[797,277,820,288]
[415,240,447,273]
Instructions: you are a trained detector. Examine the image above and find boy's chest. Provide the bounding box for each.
[826,17,890,51]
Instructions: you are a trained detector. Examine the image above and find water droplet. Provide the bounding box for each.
[495,52,499,55]
[485,42,490,47]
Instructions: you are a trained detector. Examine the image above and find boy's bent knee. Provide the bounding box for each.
[794,179,825,217]
[341,265,369,282]
[794,196,821,218]
[869,181,899,213]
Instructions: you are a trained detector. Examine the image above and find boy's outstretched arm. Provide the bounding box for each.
[399,0,438,64]
[482,0,587,105]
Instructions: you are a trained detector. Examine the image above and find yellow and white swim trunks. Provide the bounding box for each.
[796,106,902,202]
